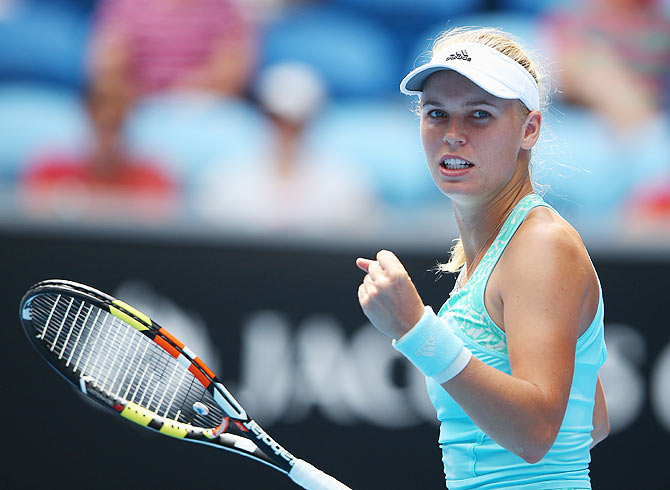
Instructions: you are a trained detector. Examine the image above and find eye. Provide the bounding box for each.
[472,110,491,118]
[426,109,446,118]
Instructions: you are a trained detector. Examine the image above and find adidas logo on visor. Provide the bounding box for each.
[445,50,471,62]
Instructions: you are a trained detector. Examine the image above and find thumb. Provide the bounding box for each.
[356,257,373,273]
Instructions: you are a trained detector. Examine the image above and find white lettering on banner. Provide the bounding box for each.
[347,325,439,425]
[651,343,670,432]
[233,311,435,428]
[110,282,670,436]
[600,324,646,434]
[234,314,669,435]
[234,311,294,424]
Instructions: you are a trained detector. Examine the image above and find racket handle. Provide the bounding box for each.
[288,459,352,490]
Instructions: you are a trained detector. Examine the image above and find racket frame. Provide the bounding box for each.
[19,279,296,474]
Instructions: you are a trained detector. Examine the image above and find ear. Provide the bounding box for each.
[520,110,542,150]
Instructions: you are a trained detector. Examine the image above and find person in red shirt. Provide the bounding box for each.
[21,82,178,220]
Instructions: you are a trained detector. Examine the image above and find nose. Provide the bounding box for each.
[443,117,466,146]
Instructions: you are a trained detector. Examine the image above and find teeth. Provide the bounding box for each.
[442,158,473,168]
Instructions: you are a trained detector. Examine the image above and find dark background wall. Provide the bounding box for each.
[3,229,669,489]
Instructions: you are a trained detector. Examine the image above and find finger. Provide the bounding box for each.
[367,260,384,281]
[358,283,370,308]
[376,249,406,275]
[376,249,399,269]
[356,257,373,273]
[357,282,366,301]
[363,273,376,291]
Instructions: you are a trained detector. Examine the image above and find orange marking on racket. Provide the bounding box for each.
[189,363,212,388]
[153,333,180,358]
[158,328,185,349]
[193,356,216,380]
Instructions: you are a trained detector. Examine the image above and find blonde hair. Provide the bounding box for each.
[426,27,549,274]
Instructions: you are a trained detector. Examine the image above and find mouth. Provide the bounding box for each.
[440,157,474,170]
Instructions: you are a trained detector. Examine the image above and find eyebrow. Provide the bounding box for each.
[421,98,499,108]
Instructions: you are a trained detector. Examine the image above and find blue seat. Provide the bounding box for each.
[449,11,541,48]
[333,1,487,83]
[303,100,441,206]
[336,0,485,21]
[0,1,91,88]
[0,83,88,182]
[534,104,670,219]
[259,6,400,99]
[406,11,542,71]
[497,0,576,15]
[125,93,272,185]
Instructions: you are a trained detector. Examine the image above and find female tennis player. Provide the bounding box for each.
[356,27,609,489]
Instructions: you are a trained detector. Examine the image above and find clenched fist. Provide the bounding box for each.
[356,250,426,339]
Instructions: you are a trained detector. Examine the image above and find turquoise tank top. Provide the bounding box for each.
[427,194,606,490]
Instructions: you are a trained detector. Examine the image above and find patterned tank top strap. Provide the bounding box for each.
[445,193,554,353]
[471,193,554,285]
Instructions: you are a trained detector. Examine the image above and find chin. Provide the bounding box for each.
[435,182,477,199]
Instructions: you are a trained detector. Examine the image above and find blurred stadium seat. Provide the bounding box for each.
[448,11,541,49]
[0,0,91,89]
[303,99,441,207]
[497,0,576,14]
[0,83,88,182]
[124,93,272,185]
[535,103,670,218]
[333,0,487,75]
[258,5,400,98]
[0,0,665,232]
[406,11,542,71]
[336,0,485,20]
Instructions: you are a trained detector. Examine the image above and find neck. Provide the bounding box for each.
[453,182,534,267]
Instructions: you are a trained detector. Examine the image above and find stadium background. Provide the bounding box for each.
[1,0,668,488]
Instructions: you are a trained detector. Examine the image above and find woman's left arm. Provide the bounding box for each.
[357,222,595,463]
[441,221,592,462]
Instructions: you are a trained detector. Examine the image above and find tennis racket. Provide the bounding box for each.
[19,279,351,490]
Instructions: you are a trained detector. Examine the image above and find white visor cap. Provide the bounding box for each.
[400,42,540,112]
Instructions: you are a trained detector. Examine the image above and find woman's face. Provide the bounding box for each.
[419,70,538,203]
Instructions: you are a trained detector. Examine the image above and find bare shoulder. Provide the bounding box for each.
[492,206,599,335]
[513,206,586,258]
[488,206,589,292]
[490,206,595,292]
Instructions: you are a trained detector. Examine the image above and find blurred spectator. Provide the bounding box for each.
[191,61,376,231]
[88,0,256,100]
[20,81,178,220]
[538,0,670,219]
[629,170,670,217]
[623,169,670,237]
[542,0,669,130]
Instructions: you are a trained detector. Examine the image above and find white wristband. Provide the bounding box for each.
[392,306,472,383]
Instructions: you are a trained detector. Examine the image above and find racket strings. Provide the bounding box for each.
[28,293,226,429]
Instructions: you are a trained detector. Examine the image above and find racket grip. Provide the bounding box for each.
[288,459,352,490]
